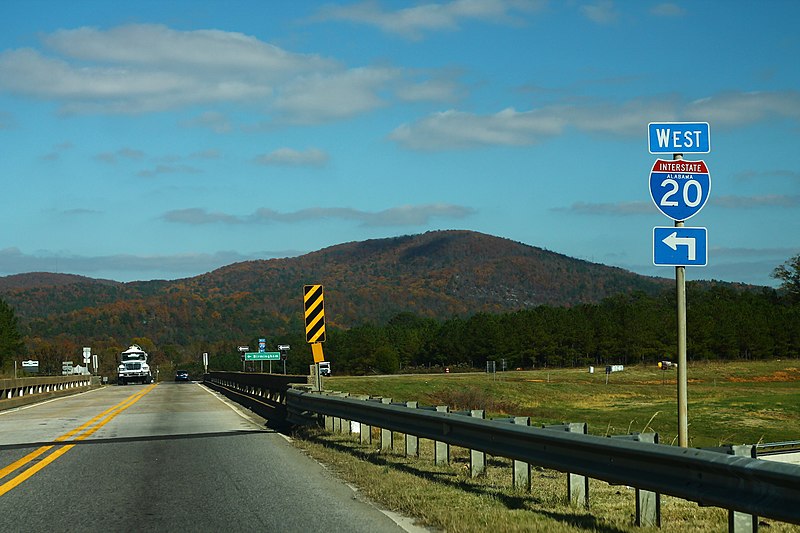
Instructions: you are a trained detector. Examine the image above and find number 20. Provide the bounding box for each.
[659,178,703,208]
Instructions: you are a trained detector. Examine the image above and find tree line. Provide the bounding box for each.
[324,283,800,375]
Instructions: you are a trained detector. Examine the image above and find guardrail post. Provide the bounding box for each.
[434,405,449,465]
[339,393,351,434]
[380,398,394,451]
[405,401,419,457]
[324,400,335,432]
[512,417,531,490]
[324,392,348,433]
[545,423,589,508]
[470,410,486,477]
[360,406,372,444]
[727,445,758,533]
[351,395,370,440]
[635,433,660,528]
[611,432,660,527]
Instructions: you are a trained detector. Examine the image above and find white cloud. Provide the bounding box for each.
[390,107,566,150]
[580,1,618,24]
[181,111,233,133]
[0,23,445,123]
[714,194,800,209]
[391,91,800,150]
[686,91,800,126]
[0,46,271,114]
[273,67,401,124]
[137,164,203,178]
[650,3,686,17]
[255,148,329,167]
[95,148,145,164]
[395,76,462,103]
[733,169,800,182]
[162,204,476,227]
[313,0,545,40]
[44,24,333,75]
[190,149,221,160]
[553,201,653,216]
[162,208,239,224]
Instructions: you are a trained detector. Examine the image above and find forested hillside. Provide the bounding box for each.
[2,230,791,377]
[0,231,669,343]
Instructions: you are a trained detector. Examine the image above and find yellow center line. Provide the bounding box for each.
[0,383,157,496]
[0,385,151,480]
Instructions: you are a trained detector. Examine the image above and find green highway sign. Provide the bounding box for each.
[245,351,280,361]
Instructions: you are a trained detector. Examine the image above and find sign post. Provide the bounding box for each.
[278,345,290,374]
[648,123,711,448]
[238,346,249,371]
[83,347,91,369]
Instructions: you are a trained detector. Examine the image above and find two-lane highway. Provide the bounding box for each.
[0,382,416,532]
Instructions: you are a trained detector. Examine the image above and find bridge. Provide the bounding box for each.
[0,376,415,533]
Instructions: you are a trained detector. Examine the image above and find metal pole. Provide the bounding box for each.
[674,153,689,448]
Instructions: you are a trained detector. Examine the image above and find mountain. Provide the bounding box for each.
[0,230,671,345]
[0,272,118,291]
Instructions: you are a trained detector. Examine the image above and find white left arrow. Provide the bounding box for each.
[662,231,696,260]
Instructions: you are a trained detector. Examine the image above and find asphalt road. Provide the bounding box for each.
[0,382,416,533]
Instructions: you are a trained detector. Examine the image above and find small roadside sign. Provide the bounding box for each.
[653,226,708,267]
[304,284,326,343]
[648,122,710,153]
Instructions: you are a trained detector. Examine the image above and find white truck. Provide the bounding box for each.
[117,344,153,385]
[319,361,331,376]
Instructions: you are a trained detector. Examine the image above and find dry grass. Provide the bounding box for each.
[291,425,798,532]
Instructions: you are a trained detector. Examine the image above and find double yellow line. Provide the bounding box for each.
[0,383,157,496]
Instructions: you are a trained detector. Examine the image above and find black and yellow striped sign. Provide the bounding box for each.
[303,284,326,343]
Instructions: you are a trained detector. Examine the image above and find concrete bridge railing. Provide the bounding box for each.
[0,375,98,411]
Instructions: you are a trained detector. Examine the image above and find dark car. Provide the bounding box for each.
[175,370,190,382]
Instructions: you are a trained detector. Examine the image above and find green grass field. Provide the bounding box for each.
[324,360,800,447]
[289,360,800,532]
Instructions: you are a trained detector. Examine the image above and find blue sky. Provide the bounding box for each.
[0,1,798,286]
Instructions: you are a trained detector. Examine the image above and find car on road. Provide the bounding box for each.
[175,370,190,382]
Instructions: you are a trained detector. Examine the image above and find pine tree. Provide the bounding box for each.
[773,254,800,303]
[0,298,25,367]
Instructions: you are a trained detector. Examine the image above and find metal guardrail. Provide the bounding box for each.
[0,375,97,411]
[756,441,800,456]
[286,388,800,527]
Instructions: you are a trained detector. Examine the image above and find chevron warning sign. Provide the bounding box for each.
[303,284,326,343]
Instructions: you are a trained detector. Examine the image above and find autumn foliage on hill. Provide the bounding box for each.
[1,230,679,371]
